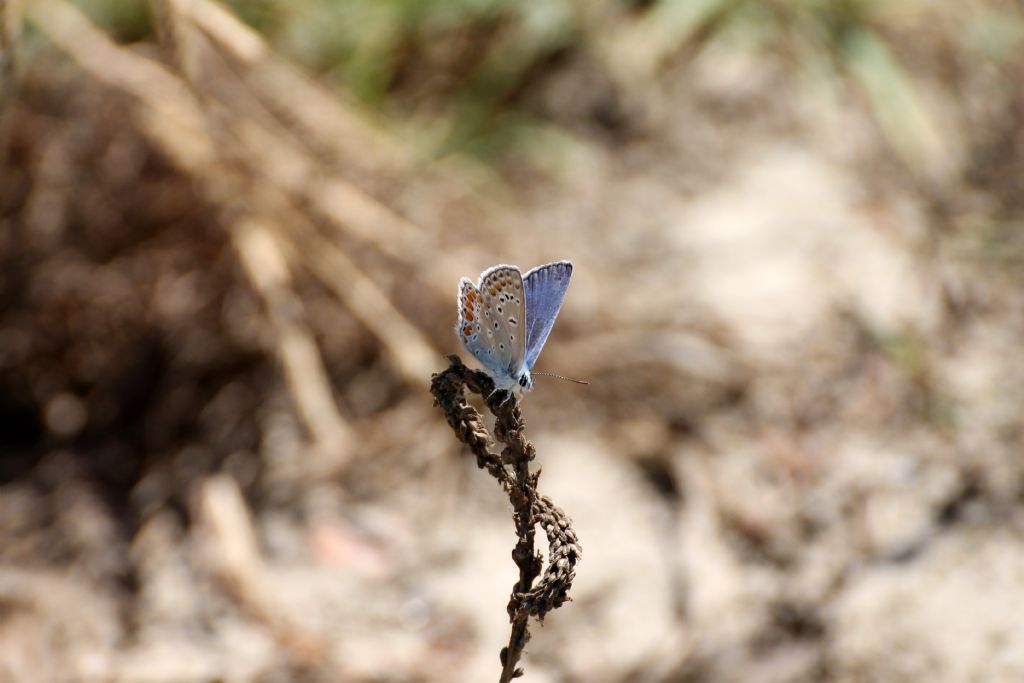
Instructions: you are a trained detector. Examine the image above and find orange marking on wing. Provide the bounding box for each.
[465,311,474,321]
[489,287,497,296]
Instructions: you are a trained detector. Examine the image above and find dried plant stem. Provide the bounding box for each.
[501,426,539,683]
[431,356,581,681]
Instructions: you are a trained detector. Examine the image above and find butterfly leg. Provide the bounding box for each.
[486,386,515,407]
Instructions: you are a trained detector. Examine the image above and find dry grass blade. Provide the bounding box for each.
[148,0,185,75]
[842,27,953,180]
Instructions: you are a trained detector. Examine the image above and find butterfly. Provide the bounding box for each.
[456,261,573,393]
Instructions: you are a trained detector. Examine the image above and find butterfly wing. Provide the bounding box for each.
[523,260,572,370]
[457,265,527,381]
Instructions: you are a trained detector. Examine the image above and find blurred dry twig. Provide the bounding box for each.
[233,220,352,450]
[431,355,581,682]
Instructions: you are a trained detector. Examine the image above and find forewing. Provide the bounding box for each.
[523,260,572,369]
[457,265,526,379]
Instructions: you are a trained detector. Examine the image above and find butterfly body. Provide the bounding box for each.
[456,261,573,394]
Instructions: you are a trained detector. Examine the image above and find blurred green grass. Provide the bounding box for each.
[66,0,1024,169]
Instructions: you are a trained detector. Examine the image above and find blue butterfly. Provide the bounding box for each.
[456,261,573,393]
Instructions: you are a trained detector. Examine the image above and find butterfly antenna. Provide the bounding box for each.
[532,371,589,385]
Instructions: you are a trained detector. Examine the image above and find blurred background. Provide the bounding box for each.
[2,0,1024,681]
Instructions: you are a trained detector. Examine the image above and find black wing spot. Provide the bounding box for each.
[508,317,517,325]
[509,335,514,341]
[493,322,499,329]
[499,343,505,350]
[497,306,503,314]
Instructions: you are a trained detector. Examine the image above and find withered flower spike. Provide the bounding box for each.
[430,356,582,683]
